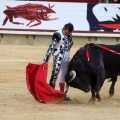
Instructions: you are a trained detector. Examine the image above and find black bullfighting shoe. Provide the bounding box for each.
[64,96,71,101]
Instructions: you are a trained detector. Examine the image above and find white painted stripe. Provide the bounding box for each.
[0,60,53,63]
[0,60,40,62]
[0,68,25,70]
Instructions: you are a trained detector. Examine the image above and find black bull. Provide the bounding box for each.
[65,43,120,101]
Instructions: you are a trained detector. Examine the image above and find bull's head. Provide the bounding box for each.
[65,60,91,94]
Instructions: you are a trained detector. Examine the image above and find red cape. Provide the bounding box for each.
[26,63,66,103]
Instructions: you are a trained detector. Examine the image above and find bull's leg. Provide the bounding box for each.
[89,89,96,103]
[27,21,34,26]
[89,90,101,103]
[95,58,105,102]
[30,22,41,27]
[95,77,104,102]
[88,55,105,102]
[11,21,24,25]
[109,76,117,97]
[2,16,9,25]
[9,15,24,25]
[30,18,41,27]
[95,92,101,102]
[89,77,96,103]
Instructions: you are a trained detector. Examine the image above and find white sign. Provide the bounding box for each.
[0,1,120,33]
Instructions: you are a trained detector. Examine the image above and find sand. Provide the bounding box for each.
[1,44,120,120]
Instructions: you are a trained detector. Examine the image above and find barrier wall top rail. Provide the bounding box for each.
[0,30,120,37]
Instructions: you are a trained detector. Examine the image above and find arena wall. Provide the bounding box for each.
[0,1,119,46]
[0,33,120,46]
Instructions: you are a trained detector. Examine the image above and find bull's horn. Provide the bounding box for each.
[69,70,76,83]
[64,83,69,94]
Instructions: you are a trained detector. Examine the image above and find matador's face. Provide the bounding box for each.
[63,29,72,36]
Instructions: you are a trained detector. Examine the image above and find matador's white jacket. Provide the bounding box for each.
[43,29,73,62]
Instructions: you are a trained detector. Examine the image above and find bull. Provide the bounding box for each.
[65,43,120,102]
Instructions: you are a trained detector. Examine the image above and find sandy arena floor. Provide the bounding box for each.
[1,44,120,120]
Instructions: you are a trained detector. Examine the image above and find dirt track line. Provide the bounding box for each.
[0,60,40,62]
[0,104,67,112]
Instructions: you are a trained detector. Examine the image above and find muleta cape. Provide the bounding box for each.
[26,62,66,103]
